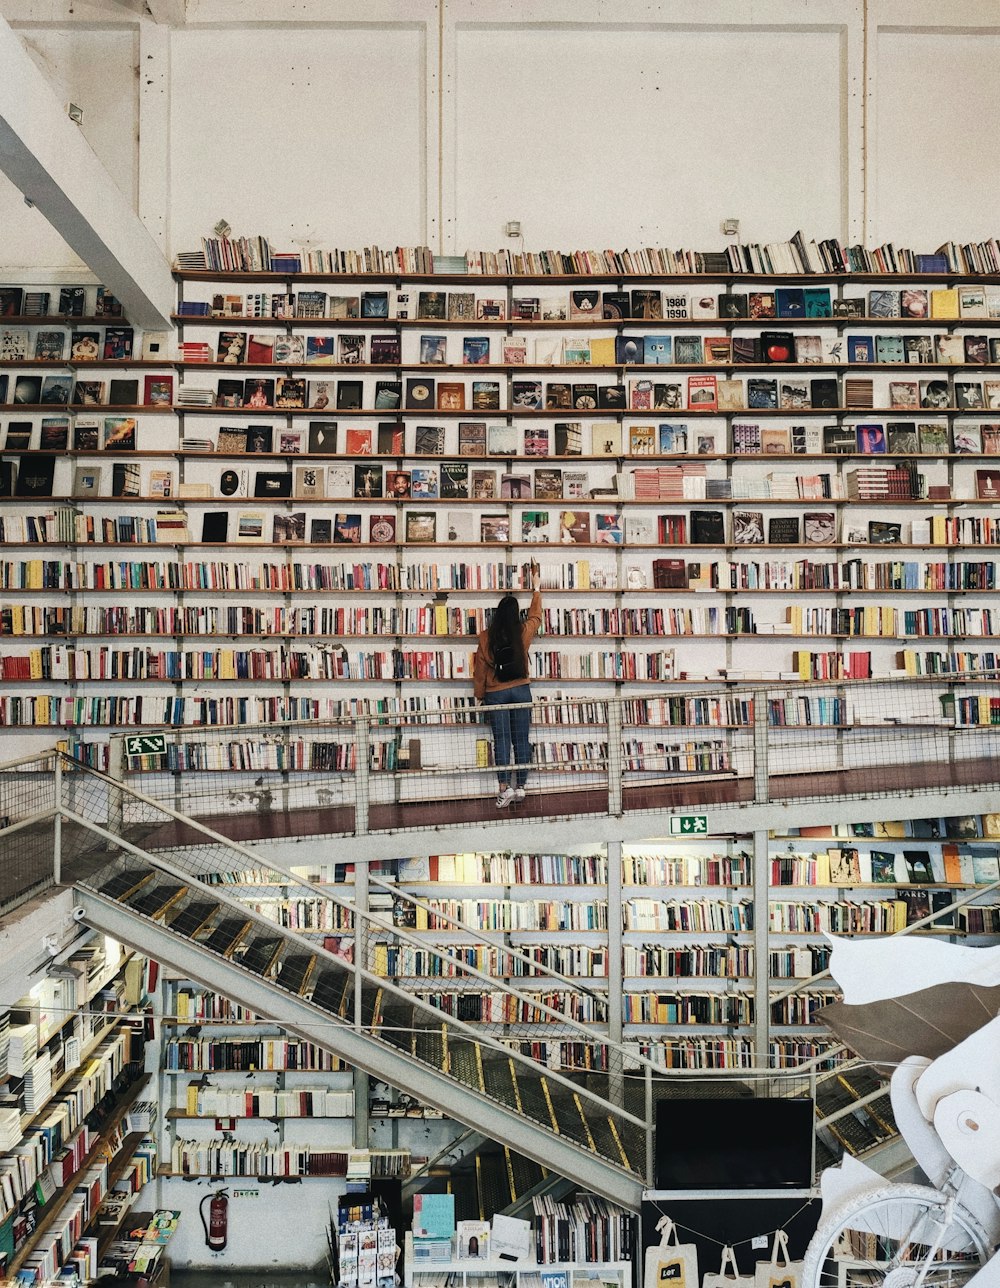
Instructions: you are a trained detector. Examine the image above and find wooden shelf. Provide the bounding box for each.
[6,1074,150,1276]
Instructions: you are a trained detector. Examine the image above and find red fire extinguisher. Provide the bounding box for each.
[200,1189,229,1251]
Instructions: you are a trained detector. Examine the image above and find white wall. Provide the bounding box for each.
[0,18,137,269]
[449,21,846,252]
[168,22,429,255]
[1,0,1000,269]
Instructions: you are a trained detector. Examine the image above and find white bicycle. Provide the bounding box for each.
[801,937,1000,1288]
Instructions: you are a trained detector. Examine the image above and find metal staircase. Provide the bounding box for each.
[55,764,649,1207]
[5,748,974,1199]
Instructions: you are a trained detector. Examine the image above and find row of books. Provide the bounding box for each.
[397,852,610,885]
[174,327,1000,372]
[0,375,171,407]
[163,371,1000,416]
[175,282,1000,329]
[13,419,1000,463]
[169,331,1000,377]
[182,1083,354,1118]
[163,1038,346,1071]
[10,509,1000,554]
[461,236,1000,279]
[178,238,433,275]
[0,326,134,363]
[0,285,121,318]
[174,234,1000,280]
[470,236,1000,279]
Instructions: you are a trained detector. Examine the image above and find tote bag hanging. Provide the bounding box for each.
[754,1231,802,1288]
[703,1245,755,1288]
[644,1216,699,1288]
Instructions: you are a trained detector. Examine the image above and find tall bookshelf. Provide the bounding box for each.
[0,935,156,1283]
[310,827,1000,1073]
[2,265,1000,777]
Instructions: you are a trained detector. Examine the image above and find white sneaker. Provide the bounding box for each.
[512,787,526,801]
[495,786,516,809]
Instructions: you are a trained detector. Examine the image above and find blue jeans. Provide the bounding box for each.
[483,684,532,787]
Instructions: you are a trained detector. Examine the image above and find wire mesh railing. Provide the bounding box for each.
[63,671,1000,837]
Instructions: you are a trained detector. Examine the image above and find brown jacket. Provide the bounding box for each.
[473,590,542,700]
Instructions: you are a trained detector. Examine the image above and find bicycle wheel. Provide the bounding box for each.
[802,1184,992,1288]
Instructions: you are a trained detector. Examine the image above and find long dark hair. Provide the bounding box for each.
[488,594,527,676]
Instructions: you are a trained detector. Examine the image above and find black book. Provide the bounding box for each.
[414,425,445,455]
[690,509,726,544]
[13,375,42,404]
[245,425,274,453]
[405,378,435,410]
[886,422,919,454]
[360,291,389,318]
[73,423,99,451]
[370,334,402,364]
[377,422,404,454]
[615,336,645,364]
[108,379,139,406]
[0,287,24,316]
[0,460,14,496]
[354,462,383,498]
[573,383,599,410]
[58,286,86,316]
[243,377,274,406]
[598,384,626,410]
[629,289,662,319]
[512,380,542,409]
[201,512,230,542]
[929,890,956,930]
[718,293,749,318]
[823,425,857,454]
[336,380,364,410]
[307,422,337,454]
[760,331,795,363]
[440,462,469,498]
[746,379,777,409]
[554,422,583,455]
[833,297,865,318]
[6,422,32,449]
[869,520,902,544]
[111,462,140,497]
[602,291,631,320]
[732,336,761,364]
[310,518,333,543]
[254,471,292,498]
[810,379,839,409]
[768,516,801,544]
[14,456,55,497]
[417,291,447,320]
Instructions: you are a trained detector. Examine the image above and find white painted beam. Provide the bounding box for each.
[144,0,186,25]
[0,11,173,329]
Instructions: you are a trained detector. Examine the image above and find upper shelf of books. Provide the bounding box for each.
[172,233,1000,281]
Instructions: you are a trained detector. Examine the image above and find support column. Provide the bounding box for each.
[753,828,770,1074]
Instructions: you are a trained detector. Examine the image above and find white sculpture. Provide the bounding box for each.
[802,936,1000,1288]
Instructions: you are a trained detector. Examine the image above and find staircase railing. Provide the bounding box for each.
[44,757,657,1194]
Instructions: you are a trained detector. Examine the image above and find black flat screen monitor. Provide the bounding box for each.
[654,1097,814,1190]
